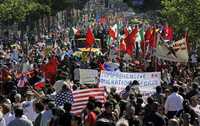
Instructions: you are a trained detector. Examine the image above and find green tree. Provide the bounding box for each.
[0,0,30,24]
[161,0,200,44]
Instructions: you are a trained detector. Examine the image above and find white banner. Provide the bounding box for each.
[155,38,189,62]
[74,69,98,84]
[100,71,161,96]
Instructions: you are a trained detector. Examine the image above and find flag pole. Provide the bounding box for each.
[88,44,93,62]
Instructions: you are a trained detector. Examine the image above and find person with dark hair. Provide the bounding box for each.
[40,101,55,126]
[152,86,164,104]
[8,107,33,126]
[49,107,65,126]
[143,97,154,124]
[135,97,144,116]
[98,101,116,125]
[34,102,44,126]
[85,102,96,126]
[143,102,166,126]
[2,103,14,125]
[165,86,184,119]
[59,102,74,126]
[186,82,199,99]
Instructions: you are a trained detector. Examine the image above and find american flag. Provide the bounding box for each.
[71,88,106,115]
[17,76,28,88]
[55,90,74,106]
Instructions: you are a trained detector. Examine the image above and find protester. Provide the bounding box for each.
[165,85,184,119]
[2,103,14,125]
[60,102,74,126]
[85,102,97,126]
[40,101,55,126]
[144,102,166,126]
[34,102,44,126]
[8,107,33,126]
[0,9,199,126]
[22,91,38,122]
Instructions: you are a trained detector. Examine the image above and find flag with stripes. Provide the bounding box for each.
[71,88,106,115]
[17,76,28,88]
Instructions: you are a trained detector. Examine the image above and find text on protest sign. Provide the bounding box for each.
[100,71,161,97]
[74,69,98,84]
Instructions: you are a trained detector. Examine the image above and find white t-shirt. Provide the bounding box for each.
[22,100,38,122]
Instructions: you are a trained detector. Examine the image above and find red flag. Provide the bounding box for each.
[149,28,157,48]
[44,56,59,76]
[124,27,129,38]
[99,16,107,24]
[119,39,126,52]
[124,28,138,55]
[145,27,152,41]
[163,25,173,41]
[85,28,95,47]
[34,82,45,90]
[108,24,117,40]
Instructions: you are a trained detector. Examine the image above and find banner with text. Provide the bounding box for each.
[100,71,161,96]
[74,69,98,84]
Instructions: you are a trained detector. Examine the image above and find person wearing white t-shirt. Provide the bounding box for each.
[22,91,38,122]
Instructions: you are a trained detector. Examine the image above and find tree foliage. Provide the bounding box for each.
[0,0,84,25]
[161,0,200,42]
[0,0,30,24]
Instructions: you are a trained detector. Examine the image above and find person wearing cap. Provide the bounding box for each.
[8,107,33,126]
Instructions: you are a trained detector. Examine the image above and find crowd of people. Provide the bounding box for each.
[0,14,200,126]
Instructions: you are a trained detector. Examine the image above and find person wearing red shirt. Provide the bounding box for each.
[85,102,97,126]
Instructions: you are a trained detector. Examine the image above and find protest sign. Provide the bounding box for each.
[74,69,98,84]
[100,71,161,97]
[155,38,189,62]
